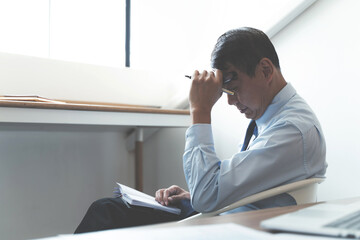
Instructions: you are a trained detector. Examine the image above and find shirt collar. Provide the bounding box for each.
[255,83,296,133]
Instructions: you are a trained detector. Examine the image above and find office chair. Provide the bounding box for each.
[179,178,324,222]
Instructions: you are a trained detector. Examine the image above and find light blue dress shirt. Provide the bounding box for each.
[183,83,327,213]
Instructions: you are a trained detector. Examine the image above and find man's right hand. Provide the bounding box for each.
[189,69,223,124]
[155,185,190,206]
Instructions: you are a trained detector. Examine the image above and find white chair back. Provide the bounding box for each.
[179,178,324,223]
[288,180,319,204]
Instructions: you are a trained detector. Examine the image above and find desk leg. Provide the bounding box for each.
[135,128,144,191]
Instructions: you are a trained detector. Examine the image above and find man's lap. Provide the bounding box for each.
[74,197,196,233]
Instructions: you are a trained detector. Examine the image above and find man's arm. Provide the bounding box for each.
[153,70,223,208]
[183,122,325,213]
[189,70,223,124]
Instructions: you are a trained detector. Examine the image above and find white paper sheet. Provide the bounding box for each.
[32,223,274,240]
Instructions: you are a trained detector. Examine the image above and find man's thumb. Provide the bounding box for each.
[168,195,180,203]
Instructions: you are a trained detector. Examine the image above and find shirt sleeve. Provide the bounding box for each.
[183,122,323,213]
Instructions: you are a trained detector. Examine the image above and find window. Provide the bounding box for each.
[50,0,125,67]
[0,0,125,67]
[0,0,49,57]
[131,0,316,71]
[0,0,315,70]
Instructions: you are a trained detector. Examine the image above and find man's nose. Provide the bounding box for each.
[227,94,237,105]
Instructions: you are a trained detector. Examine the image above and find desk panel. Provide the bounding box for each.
[0,101,190,191]
[0,106,190,127]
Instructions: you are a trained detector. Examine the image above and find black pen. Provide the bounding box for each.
[185,75,235,95]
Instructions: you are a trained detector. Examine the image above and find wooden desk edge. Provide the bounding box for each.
[0,100,190,115]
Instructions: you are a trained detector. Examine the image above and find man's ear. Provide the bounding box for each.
[259,58,274,82]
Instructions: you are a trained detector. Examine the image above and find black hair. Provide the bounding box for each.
[210,27,280,76]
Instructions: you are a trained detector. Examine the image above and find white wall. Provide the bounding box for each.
[210,0,360,202]
[272,0,360,201]
[142,128,188,195]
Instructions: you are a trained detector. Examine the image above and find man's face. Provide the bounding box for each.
[222,63,270,120]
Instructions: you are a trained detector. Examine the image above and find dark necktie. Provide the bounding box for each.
[241,120,258,151]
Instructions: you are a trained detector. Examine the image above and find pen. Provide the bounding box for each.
[185,75,235,95]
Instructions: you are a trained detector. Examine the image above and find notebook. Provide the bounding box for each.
[113,183,181,215]
[261,199,360,238]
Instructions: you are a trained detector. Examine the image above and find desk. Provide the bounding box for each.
[0,100,190,190]
[0,100,190,127]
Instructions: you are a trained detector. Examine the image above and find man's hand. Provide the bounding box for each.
[155,185,190,206]
[189,69,223,124]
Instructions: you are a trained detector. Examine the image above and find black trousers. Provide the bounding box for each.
[74,197,197,234]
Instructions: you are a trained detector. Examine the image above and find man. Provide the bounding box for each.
[75,27,327,233]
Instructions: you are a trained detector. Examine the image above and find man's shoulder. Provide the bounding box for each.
[276,94,321,133]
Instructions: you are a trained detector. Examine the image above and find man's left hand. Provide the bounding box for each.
[155,185,190,206]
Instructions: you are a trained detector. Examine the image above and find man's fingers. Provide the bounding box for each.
[168,192,191,204]
[198,70,216,83]
[167,185,181,194]
[192,70,199,79]
[163,185,180,205]
[155,185,189,206]
[163,189,171,205]
[155,189,165,205]
[167,195,179,203]
[155,186,177,206]
[200,70,208,80]
[215,69,223,84]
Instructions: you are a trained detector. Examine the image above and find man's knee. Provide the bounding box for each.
[89,198,115,210]
[75,197,128,233]
[88,197,127,216]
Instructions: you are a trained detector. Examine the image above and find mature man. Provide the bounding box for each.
[75,27,327,233]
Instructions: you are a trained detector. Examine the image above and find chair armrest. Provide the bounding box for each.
[179,178,324,222]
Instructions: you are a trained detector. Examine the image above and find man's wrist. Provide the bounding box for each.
[191,109,211,124]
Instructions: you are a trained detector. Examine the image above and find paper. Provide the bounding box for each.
[32,223,275,240]
[32,223,350,240]
[0,95,66,104]
[115,183,181,215]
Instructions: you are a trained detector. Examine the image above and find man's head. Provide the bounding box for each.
[211,27,286,120]
[211,27,280,76]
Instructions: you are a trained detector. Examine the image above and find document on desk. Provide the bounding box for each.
[33,223,351,240]
[33,223,274,240]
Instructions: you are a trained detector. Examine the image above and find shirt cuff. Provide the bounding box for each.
[185,124,214,150]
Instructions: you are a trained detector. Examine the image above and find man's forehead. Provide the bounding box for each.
[222,71,236,85]
[212,67,233,84]
[220,63,239,82]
